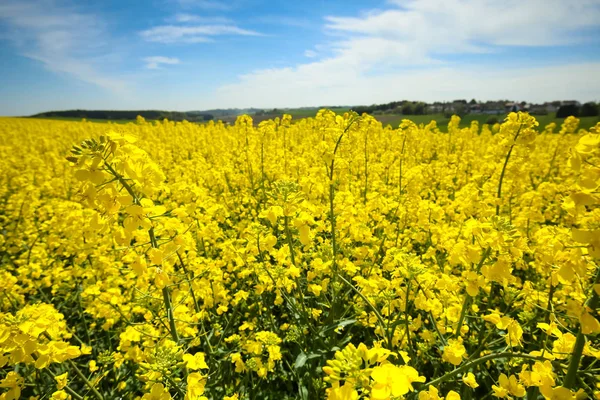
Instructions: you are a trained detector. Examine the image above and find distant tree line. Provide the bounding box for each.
[556,102,599,118]
[351,100,599,119]
[352,101,428,115]
[31,102,599,123]
[254,108,283,116]
[31,110,214,122]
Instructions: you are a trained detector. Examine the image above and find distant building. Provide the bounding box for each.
[544,102,558,113]
[425,103,444,113]
[505,102,520,112]
[529,104,549,115]
[480,101,504,114]
[469,104,483,113]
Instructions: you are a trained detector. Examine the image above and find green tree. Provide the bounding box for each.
[401,103,414,115]
[581,102,599,117]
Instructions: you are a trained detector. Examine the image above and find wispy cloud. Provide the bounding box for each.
[216,62,600,107]
[143,56,180,69]
[175,0,232,11]
[0,0,127,92]
[171,13,232,24]
[140,23,262,44]
[304,50,317,58]
[325,0,600,57]
[215,0,600,107]
[252,15,314,29]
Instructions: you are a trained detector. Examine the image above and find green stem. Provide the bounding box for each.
[102,160,140,204]
[563,264,600,389]
[404,280,413,355]
[283,125,288,176]
[327,144,341,322]
[328,117,358,277]
[260,140,266,206]
[455,248,491,336]
[496,122,523,216]
[177,253,200,315]
[283,215,311,328]
[363,130,368,204]
[44,370,84,400]
[338,275,389,348]
[421,352,552,390]
[148,227,180,345]
[162,287,180,344]
[283,215,297,268]
[399,133,407,197]
[67,359,104,400]
[40,333,103,400]
[165,374,186,398]
[328,180,338,272]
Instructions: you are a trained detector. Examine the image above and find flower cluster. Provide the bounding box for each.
[0,113,599,399]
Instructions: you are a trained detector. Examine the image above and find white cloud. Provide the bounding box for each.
[0,0,127,93]
[215,0,600,107]
[252,15,314,29]
[324,0,600,61]
[304,49,317,58]
[140,24,262,43]
[175,0,232,11]
[143,56,180,69]
[171,13,232,24]
[215,62,600,107]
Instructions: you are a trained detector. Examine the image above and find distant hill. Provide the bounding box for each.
[29,99,598,126]
[192,108,262,117]
[30,109,215,122]
[29,107,351,124]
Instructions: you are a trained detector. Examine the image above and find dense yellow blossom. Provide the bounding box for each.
[0,113,599,399]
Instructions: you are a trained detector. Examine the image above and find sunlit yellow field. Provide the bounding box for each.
[1,112,599,400]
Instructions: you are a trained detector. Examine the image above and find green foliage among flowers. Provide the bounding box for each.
[0,111,599,399]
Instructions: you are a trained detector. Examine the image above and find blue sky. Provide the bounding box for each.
[1,0,600,115]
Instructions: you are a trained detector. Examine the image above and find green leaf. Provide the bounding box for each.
[337,319,357,328]
[319,319,357,336]
[294,352,308,369]
[298,385,308,400]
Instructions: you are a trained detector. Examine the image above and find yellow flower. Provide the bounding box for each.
[184,372,207,400]
[142,383,172,400]
[418,386,442,400]
[5,106,600,399]
[462,372,478,389]
[50,390,69,400]
[0,372,24,400]
[370,364,425,399]
[506,320,524,347]
[543,386,576,400]
[326,382,358,400]
[154,269,171,289]
[54,372,68,390]
[183,352,209,370]
[309,283,323,296]
[492,374,525,398]
[230,353,245,373]
[520,360,555,394]
[89,360,99,372]
[442,339,467,366]
[580,312,600,335]
[445,390,461,400]
[553,333,576,359]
